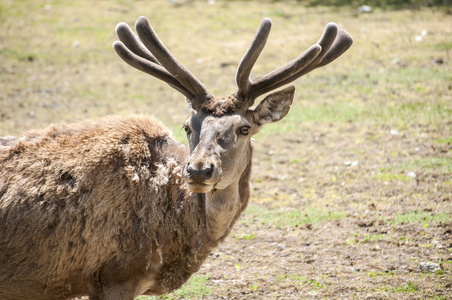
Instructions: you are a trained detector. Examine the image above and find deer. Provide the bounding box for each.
[0,16,352,299]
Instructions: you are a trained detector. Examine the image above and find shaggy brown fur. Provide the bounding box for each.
[201,95,243,116]
[0,115,252,299]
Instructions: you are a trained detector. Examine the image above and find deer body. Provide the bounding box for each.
[0,17,352,299]
[0,115,252,298]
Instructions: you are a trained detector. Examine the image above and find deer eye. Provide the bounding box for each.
[183,125,191,135]
[239,126,251,136]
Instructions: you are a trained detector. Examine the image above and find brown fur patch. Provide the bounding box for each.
[201,94,243,116]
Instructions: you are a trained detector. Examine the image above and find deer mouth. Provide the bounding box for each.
[182,161,220,193]
[186,182,214,193]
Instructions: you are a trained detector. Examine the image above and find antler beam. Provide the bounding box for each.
[236,20,353,106]
[235,18,272,98]
[113,16,213,109]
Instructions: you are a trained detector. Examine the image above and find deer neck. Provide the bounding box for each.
[203,143,253,242]
[152,139,253,292]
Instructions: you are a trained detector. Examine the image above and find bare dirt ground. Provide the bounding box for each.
[191,124,452,299]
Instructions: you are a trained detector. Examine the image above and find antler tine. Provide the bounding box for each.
[113,41,195,99]
[262,27,353,94]
[241,22,353,102]
[316,29,354,68]
[135,16,213,105]
[113,25,195,99]
[249,43,322,100]
[278,24,353,81]
[236,18,272,98]
[116,22,160,65]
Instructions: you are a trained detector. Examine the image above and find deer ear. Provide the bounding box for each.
[250,86,295,125]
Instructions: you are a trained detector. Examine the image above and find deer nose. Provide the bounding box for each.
[187,164,213,182]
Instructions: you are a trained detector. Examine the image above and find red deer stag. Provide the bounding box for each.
[0,16,352,299]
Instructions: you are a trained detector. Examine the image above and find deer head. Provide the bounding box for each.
[113,17,352,193]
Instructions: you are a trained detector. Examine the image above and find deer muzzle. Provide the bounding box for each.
[183,157,221,193]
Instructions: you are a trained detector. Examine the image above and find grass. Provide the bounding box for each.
[362,234,391,243]
[232,232,256,240]
[260,81,451,138]
[276,274,309,282]
[409,158,452,173]
[380,281,420,293]
[276,274,325,289]
[434,137,452,145]
[377,157,452,182]
[243,205,346,228]
[138,275,212,300]
[374,172,413,181]
[368,270,396,277]
[385,211,451,226]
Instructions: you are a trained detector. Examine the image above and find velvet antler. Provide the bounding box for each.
[235,19,353,107]
[113,17,353,111]
[113,16,213,110]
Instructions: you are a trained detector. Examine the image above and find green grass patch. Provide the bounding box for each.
[368,270,395,277]
[139,275,212,300]
[276,274,325,289]
[346,238,358,245]
[276,274,309,282]
[434,137,452,145]
[409,158,452,173]
[232,232,256,240]
[244,205,346,228]
[309,279,325,289]
[374,172,412,181]
[258,75,451,137]
[430,40,452,51]
[257,101,365,136]
[362,234,390,243]
[287,102,364,124]
[385,211,451,226]
[380,157,452,177]
[385,101,452,129]
[431,296,449,300]
[384,67,451,87]
[346,233,392,245]
[380,281,420,293]
[0,48,38,62]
